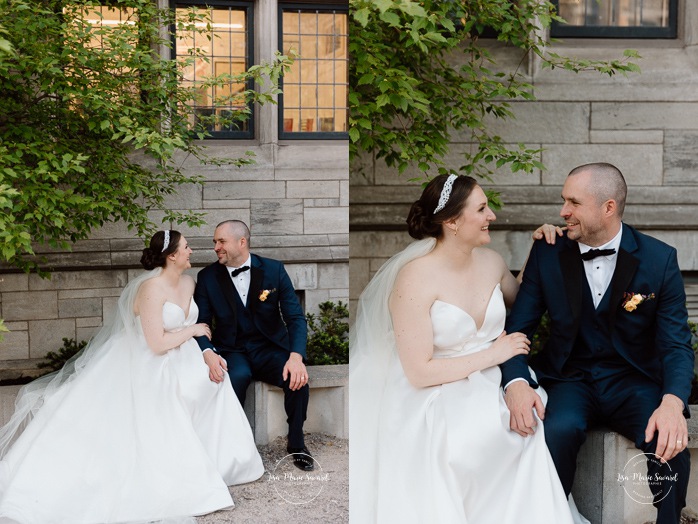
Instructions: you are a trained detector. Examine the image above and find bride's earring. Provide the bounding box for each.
[454,226,458,236]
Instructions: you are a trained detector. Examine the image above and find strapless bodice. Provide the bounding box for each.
[430,284,505,358]
[162,298,198,332]
[135,298,198,334]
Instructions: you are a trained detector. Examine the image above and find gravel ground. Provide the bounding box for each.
[197,433,348,524]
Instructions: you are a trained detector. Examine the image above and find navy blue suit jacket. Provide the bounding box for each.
[194,254,308,359]
[501,224,694,412]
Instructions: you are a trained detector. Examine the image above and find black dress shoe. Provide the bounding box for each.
[287,446,314,471]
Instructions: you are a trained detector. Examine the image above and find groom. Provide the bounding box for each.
[502,163,693,523]
[194,220,313,471]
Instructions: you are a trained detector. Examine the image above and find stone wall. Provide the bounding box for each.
[350,2,698,316]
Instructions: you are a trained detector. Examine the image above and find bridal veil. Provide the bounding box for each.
[0,268,161,457]
[349,238,435,521]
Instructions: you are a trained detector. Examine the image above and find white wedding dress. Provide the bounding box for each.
[0,271,264,524]
[350,239,585,523]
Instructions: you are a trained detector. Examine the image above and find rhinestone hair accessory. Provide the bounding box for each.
[433,174,458,214]
[161,230,170,252]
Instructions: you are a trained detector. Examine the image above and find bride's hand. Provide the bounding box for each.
[532,224,566,245]
[490,331,530,364]
[190,323,212,340]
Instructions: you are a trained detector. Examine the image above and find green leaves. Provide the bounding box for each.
[349,0,640,182]
[305,301,349,366]
[0,0,288,273]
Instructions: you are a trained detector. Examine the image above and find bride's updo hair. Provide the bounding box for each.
[140,230,182,270]
[407,174,478,239]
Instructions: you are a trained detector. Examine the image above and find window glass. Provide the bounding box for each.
[281,7,348,137]
[552,0,677,38]
[175,4,251,137]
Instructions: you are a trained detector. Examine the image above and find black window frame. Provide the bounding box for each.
[170,0,255,139]
[278,1,349,140]
[550,0,678,39]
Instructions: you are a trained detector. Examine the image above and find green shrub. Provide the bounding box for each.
[529,312,550,356]
[38,338,87,374]
[305,301,349,366]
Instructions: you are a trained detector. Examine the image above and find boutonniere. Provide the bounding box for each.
[259,288,277,302]
[621,292,655,312]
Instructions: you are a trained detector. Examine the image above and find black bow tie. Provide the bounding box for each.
[580,248,616,261]
[231,265,250,277]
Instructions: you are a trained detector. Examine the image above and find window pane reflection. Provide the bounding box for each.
[281,9,348,134]
[558,0,670,28]
[176,5,249,135]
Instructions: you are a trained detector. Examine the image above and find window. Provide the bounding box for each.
[279,2,348,139]
[75,5,143,104]
[551,0,678,38]
[82,5,137,48]
[172,1,253,139]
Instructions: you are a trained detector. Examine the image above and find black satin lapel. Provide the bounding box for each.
[609,249,639,327]
[248,266,264,313]
[215,264,238,315]
[560,245,583,326]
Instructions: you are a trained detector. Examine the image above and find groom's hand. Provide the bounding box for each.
[283,352,308,391]
[203,350,228,383]
[645,393,688,463]
[504,381,545,437]
[533,224,566,244]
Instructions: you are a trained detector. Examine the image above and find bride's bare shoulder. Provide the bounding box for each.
[135,277,167,306]
[180,274,196,291]
[137,277,160,294]
[396,252,435,280]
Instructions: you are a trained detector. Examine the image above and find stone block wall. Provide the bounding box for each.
[0,257,348,381]
[350,3,698,317]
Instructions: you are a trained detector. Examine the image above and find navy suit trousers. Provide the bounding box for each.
[542,373,690,524]
[222,347,309,449]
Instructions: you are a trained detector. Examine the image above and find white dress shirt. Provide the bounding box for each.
[229,255,252,307]
[202,256,252,356]
[578,224,623,309]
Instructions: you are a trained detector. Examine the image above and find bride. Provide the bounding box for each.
[350,174,585,523]
[0,230,264,523]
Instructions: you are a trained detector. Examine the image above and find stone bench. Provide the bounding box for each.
[572,405,698,523]
[0,364,348,447]
[243,363,348,445]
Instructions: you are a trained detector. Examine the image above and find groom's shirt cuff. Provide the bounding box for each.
[503,377,528,392]
[202,348,217,354]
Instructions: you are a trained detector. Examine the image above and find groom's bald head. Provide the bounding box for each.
[568,162,627,218]
[216,220,250,245]
[213,220,251,267]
